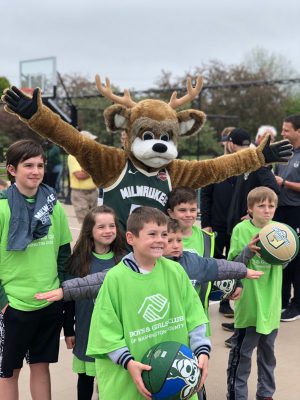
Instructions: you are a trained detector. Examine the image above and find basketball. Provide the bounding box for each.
[258,222,299,265]
[141,341,201,400]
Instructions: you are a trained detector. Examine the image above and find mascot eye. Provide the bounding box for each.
[178,360,193,378]
[142,131,155,140]
[160,132,169,141]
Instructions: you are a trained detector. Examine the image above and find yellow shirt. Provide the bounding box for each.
[68,155,97,190]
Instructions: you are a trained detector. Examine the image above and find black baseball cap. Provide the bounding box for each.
[221,128,251,146]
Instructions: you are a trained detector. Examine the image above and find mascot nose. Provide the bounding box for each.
[152,143,168,153]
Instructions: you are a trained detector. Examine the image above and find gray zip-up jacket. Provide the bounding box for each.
[62,251,247,302]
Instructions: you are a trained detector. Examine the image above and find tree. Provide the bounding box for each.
[0,105,41,147]
[0,76,10,97]
[243,47,297,81]
[194,61,288,137]
[153,48,299,148]
[283,95,300,117]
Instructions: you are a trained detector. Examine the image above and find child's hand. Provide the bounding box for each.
[248,234,261,256]
[34,288,63,302]
[127,360,152,399]
[246,268,264,279]
[197,354,209,389]
[65,336,75,349]
[229,287,242,300]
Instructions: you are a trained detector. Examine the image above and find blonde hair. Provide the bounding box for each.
[247,186,278,209]
[255,125,277,143]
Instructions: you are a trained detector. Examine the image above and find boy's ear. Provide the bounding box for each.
[167,208,174,218]
[126,231,134,246]
[7,164,16,176]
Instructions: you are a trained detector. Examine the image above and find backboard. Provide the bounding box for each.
[19,56,57,98]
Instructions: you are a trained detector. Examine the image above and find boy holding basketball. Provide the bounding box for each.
[227,186,281,400]
[86,207,210,400]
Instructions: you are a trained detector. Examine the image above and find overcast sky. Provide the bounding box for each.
[1,0,300,91]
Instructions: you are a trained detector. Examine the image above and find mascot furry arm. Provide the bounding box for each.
[2,76,292,191]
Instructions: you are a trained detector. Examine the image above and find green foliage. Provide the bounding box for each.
[178,121,222,159]
[191,61,287,139]
[283,95,300,117]
[153,48,298,145]
[0,76,10,96]
[243,47,297,81]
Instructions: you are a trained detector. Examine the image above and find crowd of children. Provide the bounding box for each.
[0,139,291,400]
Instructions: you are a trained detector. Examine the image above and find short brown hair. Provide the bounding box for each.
[247,186,278,209]
[167,187,197,210]
[127,206,169,236]
[6,140,45,182]
[284,114,300,130]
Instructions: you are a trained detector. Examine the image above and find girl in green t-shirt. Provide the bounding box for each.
[63,205,125,400]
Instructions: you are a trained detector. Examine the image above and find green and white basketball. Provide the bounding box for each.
[141,341,201,399]
[258,222,299,265]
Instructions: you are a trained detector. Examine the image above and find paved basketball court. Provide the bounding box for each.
[18,204,300,400]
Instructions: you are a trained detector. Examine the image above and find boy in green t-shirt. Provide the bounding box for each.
[86,206,210,400]
[167,187,231,335]
[0,140,72,400]
[168,186,234,318]
[167,187,214,257]
[227,186,281,400]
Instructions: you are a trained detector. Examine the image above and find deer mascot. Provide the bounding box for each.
[2,76,292,230]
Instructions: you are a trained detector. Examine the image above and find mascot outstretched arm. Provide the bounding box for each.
[2,76,292,230]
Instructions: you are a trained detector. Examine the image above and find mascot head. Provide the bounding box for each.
[96,75,206,169]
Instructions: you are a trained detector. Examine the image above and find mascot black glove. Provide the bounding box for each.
[262,136,293,163]
[1,86,39,119]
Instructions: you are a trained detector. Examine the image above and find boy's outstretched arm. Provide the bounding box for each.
[182,252,262,284]
[35,288,63,302]
[232,234,261,265]
[35,270,108,302]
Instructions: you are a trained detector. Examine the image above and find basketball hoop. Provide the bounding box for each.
[20,57,57,98]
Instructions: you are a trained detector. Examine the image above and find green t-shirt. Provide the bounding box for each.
[183,225,205,256]
[87,257,207,400]
[0,199,72,311]
[182,225,214,336]
[228,219,282,334]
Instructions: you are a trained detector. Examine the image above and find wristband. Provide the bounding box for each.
[282,179,286,188]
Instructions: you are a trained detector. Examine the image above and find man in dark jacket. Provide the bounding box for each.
[201,127,236,318]
[225,128,280,235]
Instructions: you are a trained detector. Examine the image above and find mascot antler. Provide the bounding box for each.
[95,74,136,108]
[168,76,203,109]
